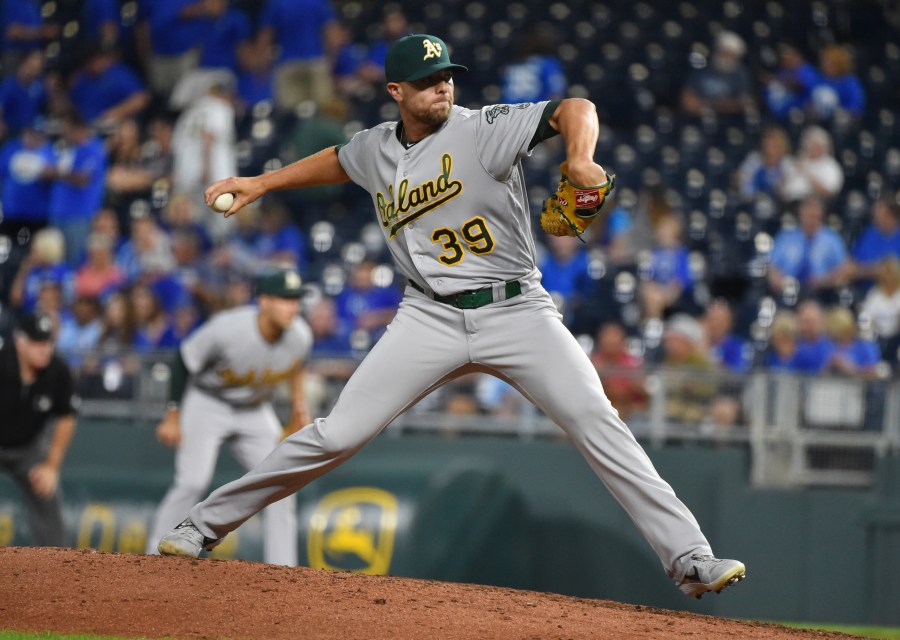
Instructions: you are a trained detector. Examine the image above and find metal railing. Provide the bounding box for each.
[65,349,900,488]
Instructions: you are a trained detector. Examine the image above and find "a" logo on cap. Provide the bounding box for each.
[422,38,442,60]
[285,270,301,290]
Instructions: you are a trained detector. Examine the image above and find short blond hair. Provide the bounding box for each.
[32,227,65,264]
[771,310,798,338]
[825,306,857,342]
[800,125,833,155]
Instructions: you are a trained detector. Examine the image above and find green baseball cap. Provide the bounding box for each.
[256,269,306,298]
[385,34,468,83]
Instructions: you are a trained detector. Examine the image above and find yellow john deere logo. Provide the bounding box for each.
[307,487,398,575]
[422,39,443,60]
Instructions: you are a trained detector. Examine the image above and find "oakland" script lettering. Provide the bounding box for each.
[376,153,463,237]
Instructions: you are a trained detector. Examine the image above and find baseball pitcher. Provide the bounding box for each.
[159,34,746,598]
[147,269,313,566]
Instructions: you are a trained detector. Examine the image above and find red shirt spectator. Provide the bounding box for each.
[590,322,648,418]
[75,232,124,298]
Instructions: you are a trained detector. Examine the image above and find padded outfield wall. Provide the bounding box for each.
[1,418,899,625]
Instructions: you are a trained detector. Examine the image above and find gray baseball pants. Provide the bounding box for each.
[189,287,712,581]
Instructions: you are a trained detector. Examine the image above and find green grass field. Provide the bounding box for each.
[4,626,900,640]
[780,624,900,639]
[0,635,144,640]
[0,634,174,640]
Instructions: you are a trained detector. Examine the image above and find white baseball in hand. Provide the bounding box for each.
[211,192,235,213]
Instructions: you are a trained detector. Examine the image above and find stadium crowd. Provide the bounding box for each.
[1,0,899,423]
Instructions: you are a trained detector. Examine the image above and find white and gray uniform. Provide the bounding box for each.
[147,305,312,566]
[187,102,714,582]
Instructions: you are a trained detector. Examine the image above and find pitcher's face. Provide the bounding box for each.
[390,70,455,128]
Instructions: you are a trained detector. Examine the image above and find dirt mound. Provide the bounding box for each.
[0,547,860,639]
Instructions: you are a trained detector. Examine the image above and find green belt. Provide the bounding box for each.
[409,280,522,309]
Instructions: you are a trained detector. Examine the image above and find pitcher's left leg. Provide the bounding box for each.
[474,298,711,581]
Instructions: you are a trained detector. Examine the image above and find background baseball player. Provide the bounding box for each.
[0,311,78,547]
[147,269,312,566]
[159,34,746,598]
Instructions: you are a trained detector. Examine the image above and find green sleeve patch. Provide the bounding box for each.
[168,350,190,404]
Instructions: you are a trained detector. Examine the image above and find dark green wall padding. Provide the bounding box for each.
[1,418,898,626]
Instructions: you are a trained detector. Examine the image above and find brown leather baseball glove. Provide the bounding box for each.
[540,162,616,239]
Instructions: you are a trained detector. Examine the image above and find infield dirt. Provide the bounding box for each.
[1,547,865,639]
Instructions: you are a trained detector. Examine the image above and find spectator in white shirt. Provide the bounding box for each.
[779,125,844,203]
[860,257,900,350]
[170,80,236,241]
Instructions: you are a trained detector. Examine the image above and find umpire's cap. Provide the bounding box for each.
[256,269,306,299]
[385,34,468,83]
[16,311,55,342]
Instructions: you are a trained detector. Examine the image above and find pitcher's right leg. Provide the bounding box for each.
[147,391,229,554]
[182,294,471,545]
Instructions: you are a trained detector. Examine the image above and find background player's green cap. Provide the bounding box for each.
[256,269,306,298]
[384,34,468,83]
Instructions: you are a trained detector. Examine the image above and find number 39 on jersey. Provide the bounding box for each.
[430,216,496,265]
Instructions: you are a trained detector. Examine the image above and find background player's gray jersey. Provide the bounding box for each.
[180,306,312,408]
[339,102,549,296]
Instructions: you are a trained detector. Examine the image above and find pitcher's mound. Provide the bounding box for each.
[0,547,859,639]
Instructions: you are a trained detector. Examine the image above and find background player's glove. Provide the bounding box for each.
[540,162,615,239]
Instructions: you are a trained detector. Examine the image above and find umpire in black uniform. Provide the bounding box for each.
[0,311,78,546]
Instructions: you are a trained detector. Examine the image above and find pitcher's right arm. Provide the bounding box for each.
[205,146,351,218]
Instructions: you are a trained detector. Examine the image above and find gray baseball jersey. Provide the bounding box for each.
[181,306,313,407]
[183,100,720,585]
[339,102,546,295]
